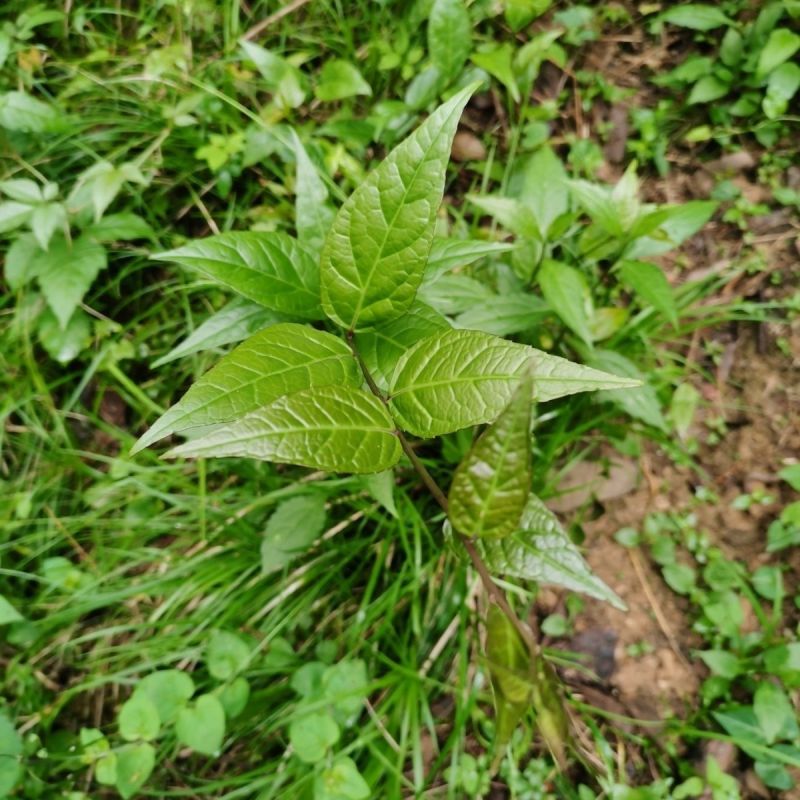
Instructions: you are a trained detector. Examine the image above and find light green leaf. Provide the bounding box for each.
[429,0,472,83]
[293,134,334,258]
[757,28,800,79]
[315,59,372,102]
[568,180,622,236]
[96,752,117,785]
[30,202,67,250]
[320,85,474,330]
[537,259,593,345]
[0,595,24,625]
[505,0,551,31]
[483,495,625,608]
[405,65,447,111]
[699,650,741,678]
[175,694,226,755]
[134,670,195,725]
[356,301,450,388]
[455,293,548,337]
[167,385,403,474]
[133,324,359,452]
[207,631,251,680]
[0,179,43,203]
[471,44,521,103]
[85,212,155,243]
[688,75,730,104]
[754,683,799,744]
[321,659,369,720]
[0,201,33,233]
[626,201,717,258]
[0,713,22,797]
[6,234,44,289]
[152,298,287,368]
[389,329,639,437]
[290,712,340,763]
[0,90,58,132]
[467,195,540,238]
[361,470,398,518]
[119,693,161,742]
[115,743,156,800]
[153,231,323,319]
[763,62,800,118]
[240,41,306,109]
[486,603,532,707]
[418,273,494,316]
[618,259,677,325]
[449,374,532,539]
[315,756,371,800]
[660,5,734,30]
[32,235,108,329]
[508,145,568,237]
[219,676,250,719]
[261,494,328,574]
[590,350,667,430]
[424,238,515,282]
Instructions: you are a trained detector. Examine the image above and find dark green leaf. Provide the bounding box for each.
[618,259,677,325]
[660,5,734,30]
[429,0,472,83]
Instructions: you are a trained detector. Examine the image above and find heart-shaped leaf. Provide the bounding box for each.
[175,693,226,756]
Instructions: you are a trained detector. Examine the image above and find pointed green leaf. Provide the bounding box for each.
[467,195,540,238]
[355,301,450,388]
[483,495,625,609]
[618,259,677,325]
[152,297,288,367]
[449,375,532,539]
[538,259,593,345]
[418,273,494,316]
[0,595,24,625]
[153,231,323,319]
[315,59,372,102]
[133,324,359,452]
[167,385,402,474]
[0,713,22,798]
[388,329,638,437]
[293,134,334,258]
[454,293,548,337]
[261,494,328,574]
[429,0,472,83]
[486,604,532,705]
[424,238,515,283]
[175,694,226,756]
[32,235,107,329]
[320,86,475,330]
[508,145,568,237]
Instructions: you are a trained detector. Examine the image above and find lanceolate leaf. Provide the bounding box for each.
[454,294,548,337]
[428,0,472,83]
[423,238,515,283]
[152,297,288,367]
[449,374,532,539]
[293,134,334,258]
[167,385,402,474]
[133,324,360,453]
[153,232,323,319]
[483,495,625,609]
[537,259,593,345]
[355,301,450,388]
[388,329,638,437]
[320,86,475,330]
[618,259,677,325]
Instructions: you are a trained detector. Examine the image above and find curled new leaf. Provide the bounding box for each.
[448,373,532,539]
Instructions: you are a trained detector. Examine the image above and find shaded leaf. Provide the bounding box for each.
[316,60,372,102]
[175,694,226,755]
[429,0,472,83]
[537,259,593,345]
[115,743,156,800]
[290,712,340,763]
[618,259,677,325]
[454,293,548,337]
[293,134,334,257]
[261,494,328,574]
[483,495,625,608]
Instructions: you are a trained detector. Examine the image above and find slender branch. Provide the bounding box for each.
[347,332,539,658]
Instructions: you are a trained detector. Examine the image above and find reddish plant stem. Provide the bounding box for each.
[347,331,538,658]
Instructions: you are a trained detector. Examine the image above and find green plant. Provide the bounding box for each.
[134,87,639,776]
